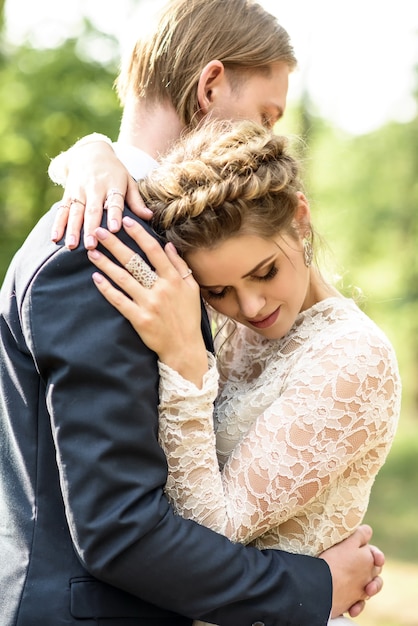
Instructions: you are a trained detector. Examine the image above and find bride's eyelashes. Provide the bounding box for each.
[204,264,279,301]
[253,264,278,282]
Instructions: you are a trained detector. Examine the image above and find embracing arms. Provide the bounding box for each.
[49,135,150,249]
[15,205,345,626]
[19,209,335,626]
[44,137,387,620]
[157,325,400,547]
[86,222,400,553]
[85,220,388,615]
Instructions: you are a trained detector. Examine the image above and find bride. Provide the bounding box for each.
[53,120,401,625]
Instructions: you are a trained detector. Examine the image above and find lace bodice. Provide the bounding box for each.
[157,297,401,557]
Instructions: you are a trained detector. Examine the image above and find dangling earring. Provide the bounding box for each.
[303,231,313,267]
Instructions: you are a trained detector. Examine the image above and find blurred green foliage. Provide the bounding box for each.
[0,19,121,273]
[0,8,417,567]
[363,430,418,562]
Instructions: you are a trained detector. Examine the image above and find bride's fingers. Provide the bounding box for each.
[94,227,145,268]
[51,195,86,249]
[120,218,180,277]
[164,242,194,281]
[94,219,189,283]
[88,249,147,300]
[51,200,72,243]
[104,187,126,234]
[65,197,88,250]
[125,178,153,220]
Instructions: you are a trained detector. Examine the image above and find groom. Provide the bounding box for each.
[0,1,383,625]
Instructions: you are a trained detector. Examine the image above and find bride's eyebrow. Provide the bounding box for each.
[241,253,276,278]
[199,253,277,289]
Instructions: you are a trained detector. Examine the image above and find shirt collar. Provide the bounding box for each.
[113,142,159,180]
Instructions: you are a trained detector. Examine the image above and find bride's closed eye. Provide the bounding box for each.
[204,264,279,301]
[205,287,230,301]
[252,264,278,282]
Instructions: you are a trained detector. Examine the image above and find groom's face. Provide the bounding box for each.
[206,62,289,130]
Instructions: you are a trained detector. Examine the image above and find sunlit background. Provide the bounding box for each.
[4,0,418,135]
[1,2,418,624]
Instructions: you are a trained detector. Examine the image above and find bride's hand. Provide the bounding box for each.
[50,141,153,250]
[88,217,208,387]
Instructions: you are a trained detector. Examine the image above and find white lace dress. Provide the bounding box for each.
[157,297,401,625]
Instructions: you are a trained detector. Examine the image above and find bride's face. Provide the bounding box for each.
[186,231,313,340]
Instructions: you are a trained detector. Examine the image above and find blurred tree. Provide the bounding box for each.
[0,0,4,34]
[0,19,121,279]
[306,103,418,414]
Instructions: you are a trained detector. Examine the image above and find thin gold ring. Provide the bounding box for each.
[70,198,86,207]
[181,269,193,279]
[106,188,124,200]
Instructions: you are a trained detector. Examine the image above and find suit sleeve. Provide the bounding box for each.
[24,215,332,626]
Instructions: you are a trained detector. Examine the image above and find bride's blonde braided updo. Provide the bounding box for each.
[139,120,304,253]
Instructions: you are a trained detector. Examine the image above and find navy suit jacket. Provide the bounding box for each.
[0,205,332,625]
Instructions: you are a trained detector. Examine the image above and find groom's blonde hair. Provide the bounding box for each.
[116,0,297,127]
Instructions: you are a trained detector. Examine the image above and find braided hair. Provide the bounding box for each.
[140,120,304,252]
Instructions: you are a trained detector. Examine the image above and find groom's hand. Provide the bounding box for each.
[320,524,384,619]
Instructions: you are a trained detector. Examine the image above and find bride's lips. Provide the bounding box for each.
[248,307,280,329]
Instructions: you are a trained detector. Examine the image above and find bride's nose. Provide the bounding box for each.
[237,288,266,319]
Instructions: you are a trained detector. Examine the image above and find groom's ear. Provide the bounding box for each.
[197,60,228,115]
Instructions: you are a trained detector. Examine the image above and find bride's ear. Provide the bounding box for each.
[294,192,311,233]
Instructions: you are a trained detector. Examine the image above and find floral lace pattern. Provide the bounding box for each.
[158,298,401,558]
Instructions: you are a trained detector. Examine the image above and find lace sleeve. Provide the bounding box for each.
[158,326,400,545]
